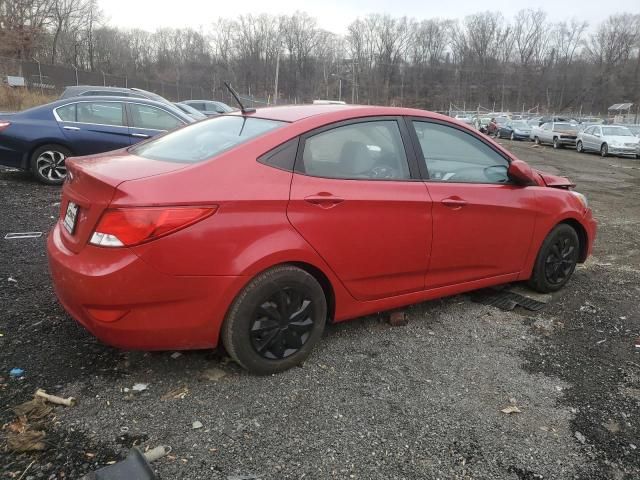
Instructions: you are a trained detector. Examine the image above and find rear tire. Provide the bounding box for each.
[221,265,327,375]
[30,144,71,185]
[528,224,580,293]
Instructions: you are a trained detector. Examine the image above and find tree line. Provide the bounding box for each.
[2,0,640,113]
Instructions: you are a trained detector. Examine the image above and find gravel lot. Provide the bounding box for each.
[1,141,639,479]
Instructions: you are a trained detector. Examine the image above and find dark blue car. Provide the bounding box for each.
[496,120,533,141]
[0,96,195,184]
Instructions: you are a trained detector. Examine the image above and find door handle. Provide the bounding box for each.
[304,194,344,208]
[63,126,80,131]
[131,133,150,138]
[441,197,468,208]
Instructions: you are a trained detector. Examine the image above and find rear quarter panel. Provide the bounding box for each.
[0,114,69,169]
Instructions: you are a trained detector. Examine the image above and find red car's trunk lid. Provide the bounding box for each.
[58,150,188,253]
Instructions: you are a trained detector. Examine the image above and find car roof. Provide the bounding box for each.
[22,96,193,122]
[66,85,129,91]
[51,95,175,108]
[228,104,447,123]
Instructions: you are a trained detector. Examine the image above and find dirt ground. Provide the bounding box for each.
[1,140,639,480]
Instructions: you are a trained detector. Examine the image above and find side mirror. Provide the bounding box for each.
[508,160,537,186]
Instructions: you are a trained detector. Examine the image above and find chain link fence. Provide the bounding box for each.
[0,56,211,102]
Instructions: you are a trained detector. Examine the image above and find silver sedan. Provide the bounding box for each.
[576,125,640,158]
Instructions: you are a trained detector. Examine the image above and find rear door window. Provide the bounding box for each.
[300,120,411,180]
[76,102,125,126]
[129,103,183,131]
[132,115,284,163]
[55,103,76,122]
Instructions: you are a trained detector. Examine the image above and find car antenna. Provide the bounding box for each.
[224,82,256,114]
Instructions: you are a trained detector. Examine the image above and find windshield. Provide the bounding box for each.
[511,121,529,129]
[213,102,235,113]
[602,126,633,136]
[175,103,206,120]
[131,116,285,163]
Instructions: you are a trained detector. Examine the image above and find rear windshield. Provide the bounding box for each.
[131,116,285,163]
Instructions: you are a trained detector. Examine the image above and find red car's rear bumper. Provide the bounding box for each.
[47,223,240,350]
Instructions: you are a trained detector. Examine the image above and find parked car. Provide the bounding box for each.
[485,117,507,137]
[0,96,194,184]
[473,116,492,133]
[577,122,601,132]
[536,115,576,126]
[496,120,532,140]
[47,104,596,374]
[578,117,604,125]
[60,85,170,104]
[530,121,579,148]
[624,124,640,138]
[179,100,234,116]
[576,125,640,158]
[173,102,207,120]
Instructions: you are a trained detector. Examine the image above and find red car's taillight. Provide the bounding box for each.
[89,206,217,247]
[0,121,11,132]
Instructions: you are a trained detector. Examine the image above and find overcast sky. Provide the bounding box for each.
[99,0,640,33]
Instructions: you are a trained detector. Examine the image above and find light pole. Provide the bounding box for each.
[32,57,43,95]
[71,64,79,86]
[331,73,343,102]
[101,70,106,86]
[274,49,280,105]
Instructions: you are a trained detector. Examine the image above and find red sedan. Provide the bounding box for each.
[48,105,596,374]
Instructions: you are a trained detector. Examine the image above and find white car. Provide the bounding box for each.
[576,125,640,158]
[530,122,579,149]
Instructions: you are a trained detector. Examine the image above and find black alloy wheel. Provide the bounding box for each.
[249,287,315,360]
[528,224,580,293]
[543,236,578,286]
[221,265,327,375]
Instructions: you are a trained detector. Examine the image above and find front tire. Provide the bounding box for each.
[534,136,541,145]
[510,132,515,141]
[528,224,580,293]
[553,137,563,149]
[600,143,608,157]
[221,265,327,375]
[30,144,71,185]
[576,140,584,153]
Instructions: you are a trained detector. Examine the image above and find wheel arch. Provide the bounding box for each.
[289,261,336,322]
[558,218,589,263]
[236,260,337,323]
[232,248,342,323]
[28,141,74,165]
